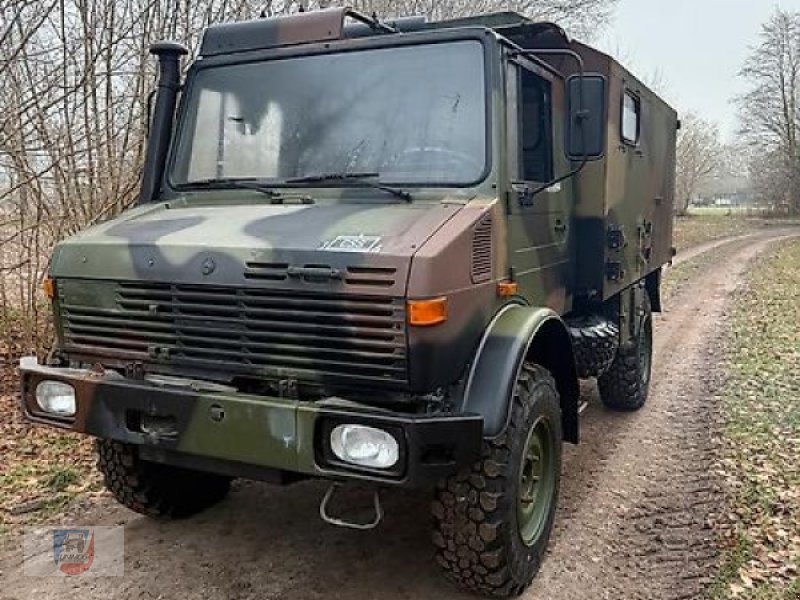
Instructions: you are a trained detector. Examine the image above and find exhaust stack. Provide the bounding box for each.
[139,41,188,204]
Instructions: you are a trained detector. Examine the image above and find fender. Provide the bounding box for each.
[461,304,580,443]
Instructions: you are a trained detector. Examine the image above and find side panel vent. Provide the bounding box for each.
[471,214,493,283]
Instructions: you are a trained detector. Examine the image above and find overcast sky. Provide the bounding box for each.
[598,0,800,143]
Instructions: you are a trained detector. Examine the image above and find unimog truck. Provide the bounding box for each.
[19,8,677,596]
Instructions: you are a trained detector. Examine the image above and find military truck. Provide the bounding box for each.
[19,7,677,596]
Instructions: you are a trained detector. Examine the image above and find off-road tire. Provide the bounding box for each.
[566,315,620,378]
[432,364,562,597]
[96,440,231,519]
[598,296,653,411]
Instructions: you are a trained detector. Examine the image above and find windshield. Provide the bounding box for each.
[170,40,487,188]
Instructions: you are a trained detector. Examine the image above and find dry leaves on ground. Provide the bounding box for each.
[712,240,800,599]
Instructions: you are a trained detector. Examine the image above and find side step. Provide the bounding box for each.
[565,314,620,379]
[319,483,383,531]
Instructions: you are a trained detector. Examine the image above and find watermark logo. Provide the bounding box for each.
[53,529,95,575]
[24,526,123,577]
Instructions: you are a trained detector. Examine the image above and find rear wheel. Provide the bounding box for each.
[598,295,653,411]
[432,364,562,597]
[96,440,231,519]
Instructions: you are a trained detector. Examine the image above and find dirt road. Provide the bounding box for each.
[2,229,798,600]
[670,232,760,266]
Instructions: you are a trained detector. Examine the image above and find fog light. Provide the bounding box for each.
[35,381,76,416]
[330,424,399,469]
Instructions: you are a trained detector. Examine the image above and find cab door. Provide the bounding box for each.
[505,58,571,313]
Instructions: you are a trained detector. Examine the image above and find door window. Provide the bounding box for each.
[518,69,553,182]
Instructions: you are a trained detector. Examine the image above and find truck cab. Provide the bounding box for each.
[19,8,677,597]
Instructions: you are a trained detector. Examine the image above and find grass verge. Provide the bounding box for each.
[709,240,800,599]
[672,214,757,253]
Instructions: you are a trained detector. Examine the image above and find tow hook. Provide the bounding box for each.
[319,482,383,531]
[138,414,179,441]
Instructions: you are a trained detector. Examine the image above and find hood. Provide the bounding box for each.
[51,201,463,296]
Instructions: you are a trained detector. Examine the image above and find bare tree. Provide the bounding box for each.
[346,0,619,40]
[738,8,800,214]
[746,147,795,214]
[0,0,270,351]
[674,113,722,215]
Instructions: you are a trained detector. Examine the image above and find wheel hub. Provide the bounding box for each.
[517,417,555,546]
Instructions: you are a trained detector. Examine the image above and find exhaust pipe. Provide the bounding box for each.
[139,41,188,205]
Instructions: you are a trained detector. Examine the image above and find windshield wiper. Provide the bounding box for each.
[285,171,379,183]
[285,172,412,202]
[181,178,315,204]
[185,177,282,197]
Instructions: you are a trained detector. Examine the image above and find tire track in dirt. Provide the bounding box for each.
[2,229,798,600]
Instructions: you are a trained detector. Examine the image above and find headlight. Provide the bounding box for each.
[35,381,76,416]
[330,424,399,469]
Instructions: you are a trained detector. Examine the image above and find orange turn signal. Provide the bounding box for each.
[497,281,519,297]
[43,277,55,301]
[408,297,448,327]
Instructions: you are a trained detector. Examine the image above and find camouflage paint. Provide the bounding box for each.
[546,41,678,302]
[501,51,573,314]
[21,10,676,482]
[19,360,482,486]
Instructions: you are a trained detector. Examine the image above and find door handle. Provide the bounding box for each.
[554,221,567,234]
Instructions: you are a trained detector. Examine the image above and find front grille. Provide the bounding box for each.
[244,261,397,288]
[60,281,408,388]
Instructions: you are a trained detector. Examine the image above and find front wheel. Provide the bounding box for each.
[432,363,562,597]
[96,440,232,519]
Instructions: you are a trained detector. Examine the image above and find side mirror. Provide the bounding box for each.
[566,74,607,160]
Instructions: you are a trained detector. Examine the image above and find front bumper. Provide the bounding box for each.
[19,359,482,488]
